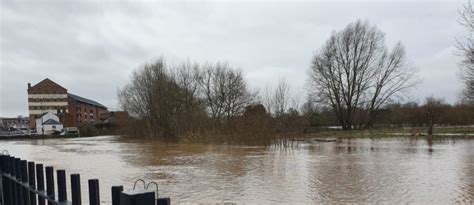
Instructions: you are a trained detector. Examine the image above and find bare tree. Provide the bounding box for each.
[172,61,207,134]
[118,58,209,140]
[309,20,417,130]
[273,78,291,117]
[260,78,292,117]
[423,96,447,135]
[456,0,474,103]
[261,84,274,114]
[118,58,181,139]
[173,61,202,113]
[197,62,254,120]
[365,43,418,127]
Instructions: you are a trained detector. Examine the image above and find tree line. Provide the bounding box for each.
[118,59,276,143]
[118,13,473,143]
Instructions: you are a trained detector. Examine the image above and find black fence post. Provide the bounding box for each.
[71,174,81,205]
[10,157,15,205]
[111,186,123,205]
[119,190,155,205]
[1,155,12,205]
[156,198,171,205]
[15,158,22,205]
[7,156,13,205]
[27,162,36,205]
[0,155,6,205]
[0,155,3,205]
[3,155,9,175]
[45,166,54,205]
[57,170,67,202]
[7,156,15,205]
[21,160,30,205]
[36,164,45,205]
[88,179,100,205]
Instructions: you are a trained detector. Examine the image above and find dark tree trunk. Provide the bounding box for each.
[427,118,433,136]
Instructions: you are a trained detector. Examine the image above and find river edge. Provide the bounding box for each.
[0,134,95,140]
[1,130,473,143]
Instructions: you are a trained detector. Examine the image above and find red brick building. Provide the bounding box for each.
[27,78,108,128]
[67,93,108,126]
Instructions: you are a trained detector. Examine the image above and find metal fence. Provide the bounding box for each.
[0,154,170,205]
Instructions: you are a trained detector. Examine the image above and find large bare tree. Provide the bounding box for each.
[457,0,474,103]
[309,20,417,130]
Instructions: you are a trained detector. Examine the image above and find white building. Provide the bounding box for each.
[36,112,63,135]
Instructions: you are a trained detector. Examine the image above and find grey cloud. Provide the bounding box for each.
[0,0,466,117]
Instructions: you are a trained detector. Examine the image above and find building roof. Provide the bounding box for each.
[43,119,61,125]
[68,93,107,109]
[29,78,67,93]
[37,112,59,120]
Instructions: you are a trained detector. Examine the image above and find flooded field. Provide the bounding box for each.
[1,136,473,204]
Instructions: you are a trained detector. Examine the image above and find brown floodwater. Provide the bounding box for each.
[1,136,473,204]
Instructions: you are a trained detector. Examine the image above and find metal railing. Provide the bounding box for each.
[0,154,170,205]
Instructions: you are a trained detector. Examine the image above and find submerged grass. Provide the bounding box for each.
[296,126,474,140]
[118,126,474,147]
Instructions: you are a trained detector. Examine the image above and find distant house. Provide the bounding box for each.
[36,112,63,135]
[96,111,129,129]
[0,116,29,131]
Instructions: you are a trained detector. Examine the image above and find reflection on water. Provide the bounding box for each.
[1,136,473,204]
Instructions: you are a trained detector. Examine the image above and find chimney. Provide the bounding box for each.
[27,83,31,90]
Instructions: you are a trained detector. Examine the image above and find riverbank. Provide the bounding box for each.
[2,126,473,143]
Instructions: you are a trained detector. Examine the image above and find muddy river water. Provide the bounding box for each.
[1,136,473,204]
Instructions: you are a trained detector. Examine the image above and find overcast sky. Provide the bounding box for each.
[0,0,467,117]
